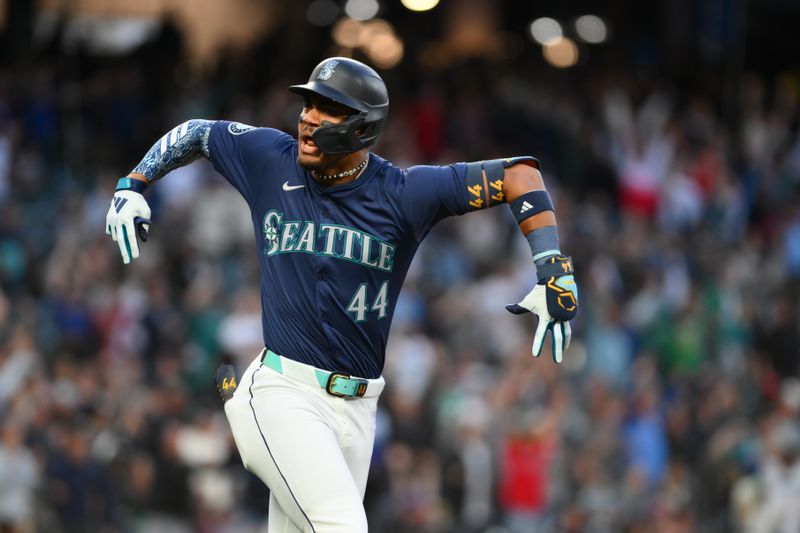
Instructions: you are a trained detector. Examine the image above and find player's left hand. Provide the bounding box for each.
[506,255,578,363]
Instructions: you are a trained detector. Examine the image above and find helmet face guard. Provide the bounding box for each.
[290,58,389,154]
[314,115,371,155]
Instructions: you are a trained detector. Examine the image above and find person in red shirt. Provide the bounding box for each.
[499,411,558,532]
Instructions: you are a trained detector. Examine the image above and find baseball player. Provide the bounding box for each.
[105,57,578,532]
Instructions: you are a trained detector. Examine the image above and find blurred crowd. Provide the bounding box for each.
[1,23,800,533]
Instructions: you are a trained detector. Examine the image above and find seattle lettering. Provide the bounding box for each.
[262,210,395,272]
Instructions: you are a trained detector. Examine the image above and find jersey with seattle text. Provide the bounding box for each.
[208,120,515,378]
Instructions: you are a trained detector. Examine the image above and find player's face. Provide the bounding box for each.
[297,95,353,169]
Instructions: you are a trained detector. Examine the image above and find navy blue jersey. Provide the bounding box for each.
[208,121,486,378]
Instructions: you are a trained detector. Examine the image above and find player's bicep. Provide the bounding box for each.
[399,156,541,241]
[398,164,468,241]
[208,121,293,206]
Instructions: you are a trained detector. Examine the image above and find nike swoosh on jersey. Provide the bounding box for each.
[282,181,305,191]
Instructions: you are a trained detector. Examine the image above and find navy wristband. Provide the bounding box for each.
[509,190,554,224]
[116,177,148,194]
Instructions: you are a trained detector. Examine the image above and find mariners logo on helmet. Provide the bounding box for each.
[318,60,338,81]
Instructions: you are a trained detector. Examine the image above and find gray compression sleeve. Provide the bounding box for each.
[526,226,561,264]
[131,119,215,182]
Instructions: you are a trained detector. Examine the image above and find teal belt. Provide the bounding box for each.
[261,349,369,398]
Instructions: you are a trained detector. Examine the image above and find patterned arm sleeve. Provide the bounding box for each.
[131,119,215,182]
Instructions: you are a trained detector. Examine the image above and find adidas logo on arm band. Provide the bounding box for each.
[509,190,554,224]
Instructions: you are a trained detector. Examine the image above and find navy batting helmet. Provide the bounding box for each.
[289,57,389,154]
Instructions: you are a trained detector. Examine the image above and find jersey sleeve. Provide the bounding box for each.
[207,121,293,206]
[398,163,470,242]
[398,156,540,241]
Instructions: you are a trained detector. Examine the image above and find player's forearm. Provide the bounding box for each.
[504,164,561,262]
[504,164,557,233]
[129,119,215,182]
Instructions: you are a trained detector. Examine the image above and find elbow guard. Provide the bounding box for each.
[464,156,540,211]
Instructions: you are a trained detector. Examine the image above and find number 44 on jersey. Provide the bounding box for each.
[347,281,389,322]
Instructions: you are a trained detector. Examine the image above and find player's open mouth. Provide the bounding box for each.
[300,135,319,155]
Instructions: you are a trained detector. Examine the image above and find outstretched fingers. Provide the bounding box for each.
[125,221,141,261]
[116,222,131,264]
[551,322,564,364]
[532,317,550,358]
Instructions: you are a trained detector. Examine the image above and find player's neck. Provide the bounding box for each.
[312,152,369,187]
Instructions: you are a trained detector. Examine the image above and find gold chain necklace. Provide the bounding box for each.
[312,154,369,182]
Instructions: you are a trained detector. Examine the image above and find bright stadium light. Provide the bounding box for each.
[543,37,579,68]
[575,15,607,44]
[400,0,440,12]
[358,19,394,47]
[332,17,363,48]
[358,20,402,69]
[344,0,380,21]
[529,17,562,45]
[365,33,403,69]
[307,0,340,27]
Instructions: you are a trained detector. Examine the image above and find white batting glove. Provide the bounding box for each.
[506,255,578,364]
[105,190,151,264]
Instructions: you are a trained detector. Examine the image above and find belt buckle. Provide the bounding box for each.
[326,372,351,398]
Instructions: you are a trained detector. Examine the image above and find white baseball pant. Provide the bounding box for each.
[224,352,384,532]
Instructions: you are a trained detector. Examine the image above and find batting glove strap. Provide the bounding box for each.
[115,177,149,194]
[535,255,574,282]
